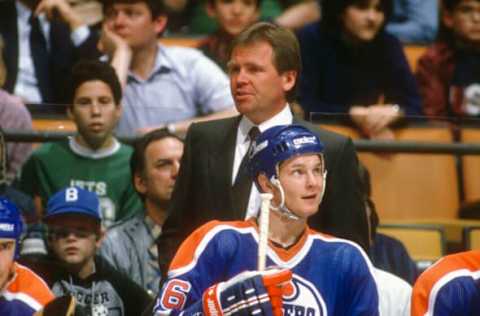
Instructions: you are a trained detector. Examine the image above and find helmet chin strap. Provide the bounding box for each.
[268,170,328,221]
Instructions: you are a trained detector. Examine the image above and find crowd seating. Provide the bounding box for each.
[464,226,480,250]
[378,223,446,268]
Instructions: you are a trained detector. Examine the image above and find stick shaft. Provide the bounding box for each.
[258,193,273,271]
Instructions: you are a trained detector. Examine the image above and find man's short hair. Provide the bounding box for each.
[230,22,301,103]
[207,0,262,9]
[320,0,392,33]
[442,0,479,11]
[102,0,167,19]
[69,60,122,106]
[130,129,183,200]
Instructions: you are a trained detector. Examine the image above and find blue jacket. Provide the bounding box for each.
[297,24,423,121]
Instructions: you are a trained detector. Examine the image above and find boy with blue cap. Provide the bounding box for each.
[0,197,54,315]
[42,186,152,316]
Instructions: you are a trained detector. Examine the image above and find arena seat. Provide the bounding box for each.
[463,226,480,250]
[318,123,459,221]
[378,223,446,269]
[461,127,480,203]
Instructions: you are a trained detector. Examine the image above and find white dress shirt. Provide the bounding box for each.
[14,0,89,103]
[232,105,293,219]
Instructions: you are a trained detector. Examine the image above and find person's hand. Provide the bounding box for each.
[349,105,369,135]
[34,0,82,30]
[202,268,292,316]
[98,23,131,58]
[364,104,402,136]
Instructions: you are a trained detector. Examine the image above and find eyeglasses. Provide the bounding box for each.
[48,226,95,239]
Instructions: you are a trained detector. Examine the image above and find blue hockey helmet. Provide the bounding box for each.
[248,125,325,188]
[0,197,24,258]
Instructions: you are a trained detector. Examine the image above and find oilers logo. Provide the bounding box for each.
[283,274,327,316]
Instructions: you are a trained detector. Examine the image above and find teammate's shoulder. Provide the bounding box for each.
[190,219,254,238]
[10,263,54,305]
[416,250,480,289]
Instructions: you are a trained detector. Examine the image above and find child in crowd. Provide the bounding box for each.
[0,197,54,315]
[416,0,480,119]
[42,186,152,315]
[198,0,260,71]
[297,0,422,139]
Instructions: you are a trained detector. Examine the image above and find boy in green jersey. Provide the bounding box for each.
[19,60,142,227]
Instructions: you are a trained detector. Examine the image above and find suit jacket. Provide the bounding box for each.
[0,0,99,104]
[159,116,368,273]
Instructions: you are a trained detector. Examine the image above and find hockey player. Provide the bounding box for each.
[152,124,379,316]
[411,250,480,315]
[0,197,54,315]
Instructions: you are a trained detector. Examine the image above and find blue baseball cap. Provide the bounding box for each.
[45,187,101,222]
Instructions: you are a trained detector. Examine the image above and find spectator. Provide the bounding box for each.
[0,0,99,105]
[0,35,33,183]
[160,22,369,267]
[153,125,379,316]
[416,0,480,119]
[411,250,480,315]
[197,0,261,72]
[19,60,141,227]
[43,187,152,315]
[165,0,320,35]
[0,197,54,315]
[297,0,422,140]
[385,0,439,44]
[100,129,184,296]
[99,0,238,136]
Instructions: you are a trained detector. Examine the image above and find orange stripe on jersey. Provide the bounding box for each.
[411,250,480,316]
[169,220,253,271]
[7,263,54,307]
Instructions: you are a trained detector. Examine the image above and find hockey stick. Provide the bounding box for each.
[258,193,273,271]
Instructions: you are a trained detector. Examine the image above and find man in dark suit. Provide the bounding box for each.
[159,22,368,272]
[0,0,99,105]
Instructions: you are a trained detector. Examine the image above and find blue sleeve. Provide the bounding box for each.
[385,0,439,44]
[153,227,239,315]
[432,276,480,316]
[382,34,423,117]
[338,245,379,316]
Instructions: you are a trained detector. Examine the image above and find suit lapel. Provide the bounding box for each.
[209,116,241,219]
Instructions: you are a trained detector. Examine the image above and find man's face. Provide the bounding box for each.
[135,137,184,206]
[209,0,259,36]
[276,154,324,219]
[0,239,15,291]
[444,0,480,45]
[341,0,385,42]
[47,215,100,269]
[104,2,167,50]
[228,41,296,124]
[69,80,121,150]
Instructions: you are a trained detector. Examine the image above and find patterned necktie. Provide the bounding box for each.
[29,15,50,101]
[232,126,260,216]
